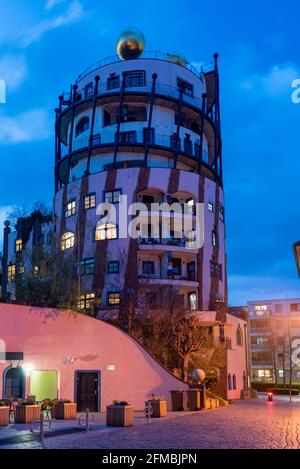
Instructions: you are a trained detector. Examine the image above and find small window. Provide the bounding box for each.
[78,292,95,310]
[108,291,120,306]
[95,223,118,241]
[126,70,146,87]
[290,303,300,312]
[84,193,96,209]
[188,292,197,311]
[117,131,136,144]
[212,230,219,248]
[210,261,222,280]
[104,190,122,204]
[75,117,89,137]
[80,258,95,275]
[219,203,225,222]
[171,258,182,276]
[60,232,75,251]
[143,128,155,144]
[8,264,16,281]
[108,261,120,274]
[15,239,23,252]
[65,200,76,218]
[177,78,193,97]
[232,374,237,390]
[187,261,196,281]
[208,202,214,212]
[142,261,155,275]
[107,75,120,90]
[236,325,243,346]
[228,374,232,390]
[84,82,93,99]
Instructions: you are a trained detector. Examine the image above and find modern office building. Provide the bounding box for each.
[248,298,300,383]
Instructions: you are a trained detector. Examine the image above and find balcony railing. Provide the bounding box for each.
[139,237,197,249]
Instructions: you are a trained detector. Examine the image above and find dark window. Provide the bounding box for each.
[5,367,25,399]
[210,261,223,280]
[84,82,93,99]
[103,109,112,126]
[75,117,89,137]
[232,374,237,390]
[184,134,192,155]
[187,261,196,281]
[107,75,120,90]
[117,131,136,144]
[170,134,181,150]
[143,128,155,144]
[142,261,155,275]
[172,258,182,276]
[236,326,243,346]
[108,291,120,306]
[104,189,122,204]
[177,78,193,97]
[122,106,147,122]
[194,142,201,158]
[84,193,96,209]
[126,70,146,87]
[228,374,232,390]
[108,261,119,274]
[80,258,95,275]
[219,203,225,222]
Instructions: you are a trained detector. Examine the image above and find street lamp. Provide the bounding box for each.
[293,241,300,277]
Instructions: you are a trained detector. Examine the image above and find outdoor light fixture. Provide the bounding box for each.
[293,241,300,277]
[22,363,34,376]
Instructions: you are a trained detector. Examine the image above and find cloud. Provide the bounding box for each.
[0,109,51,144]
[45,0,66,10]
[22,1,86,47]
[0,55,27,90]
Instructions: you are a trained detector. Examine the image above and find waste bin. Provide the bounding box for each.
[187,389,200,411]
[170,390,184,411]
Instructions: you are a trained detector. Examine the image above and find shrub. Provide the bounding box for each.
[251,382,300,392]
[20,399,36,406]
[112,400,129,406]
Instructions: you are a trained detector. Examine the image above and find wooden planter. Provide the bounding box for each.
[149,400,167,418]
[187,389,201,411]
[55,403,77,420]
[15,405,41,424]
[106,405,133,427]
[0,407,10,426]
[170,390,184,411]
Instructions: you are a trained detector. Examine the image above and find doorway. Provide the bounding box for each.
[75,371,100,412]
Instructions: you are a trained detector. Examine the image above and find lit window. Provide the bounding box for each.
[107,75,120,90]
[255,305,267,311]
[65,200,76,218]
[258,369,271,378]
[186,198,196,215]
[290,303,300,312]
[78,292,95,310]
[177,78,193,97]
[34,265,39,275]
[107,261,120,274]
[60,232,75,251]
[126,71,146,87]
[208,202,214,212]
[212,230,219,247]
[80,258,95,275]
[84,193,96,209]
[75,117,89,137]
[95,223,118,241]
[108,292,120,306]
[188,292,197,311]
[8,264,15,281]
[256,337,269,344]
[104,190,122,204]
[15,239,23,252]
[278,370,284,378]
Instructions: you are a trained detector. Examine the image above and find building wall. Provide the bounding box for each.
[0,303,188,410]
[226,313,248,399]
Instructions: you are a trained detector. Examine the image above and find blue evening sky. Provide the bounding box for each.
[0,0,299,305]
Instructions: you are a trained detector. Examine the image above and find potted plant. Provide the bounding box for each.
[15,399,41,424]
[147,396,167,418]
[106,400,133,427]
[0,401,10,426]
[55,399,77,420]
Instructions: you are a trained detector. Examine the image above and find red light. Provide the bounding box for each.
[267,392,273,396]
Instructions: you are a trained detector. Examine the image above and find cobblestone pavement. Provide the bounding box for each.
[1,395,300,449]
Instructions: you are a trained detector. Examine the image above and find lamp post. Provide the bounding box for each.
[293,241,300,277]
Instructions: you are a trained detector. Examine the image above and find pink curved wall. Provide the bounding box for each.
[0,304,187,410]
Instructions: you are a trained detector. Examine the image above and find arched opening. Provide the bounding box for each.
[60,232,75,251]
[236,325,243,346]
[95,223,118,241]
[232,374,237,390]
[228,374,232,390]
[3,366,25,399]
[75,116,90,137]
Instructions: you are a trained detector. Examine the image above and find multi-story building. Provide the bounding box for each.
[248,298,300,384]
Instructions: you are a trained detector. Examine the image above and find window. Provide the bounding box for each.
[60,232,75,251]
[143,127,155,144]
[142,261,155,275]
[236,326,243,346]
[232,374,237,390]
[188,292,197,311]
[80,258,95,275]
[208,202,214,212]
[177,78,193,97]
[218,203,225,222]
[8,264,16,281]
[275,303,282,314]
[78,292,95,310]
[126,70,145,87]
[256,337,269,345]
[117,131,136,144]
[290,303,300,312]
[15,239,23,252]
[212,230,219,248]
[210,261,222,280]
[104,189,122,204]
[65,200,76,218]
[108,261,120,274]
[255,305,268,312]
[171,258,182,276]
[258,369,271,378]
[5,367,25,399]
[122,105,147,122]
[108,291,120,306]
[228,374,232,390]
[84,193,96,209]
[278,370,284,378]
[75,116,90,137]
[184,135,192,155]
[95,223,118,241]
[107,75,120,90]
[187,261,196,281]
[84,82,93,99]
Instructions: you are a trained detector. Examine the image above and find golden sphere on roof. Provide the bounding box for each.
[166,51,188,67]
[116,28,145,60]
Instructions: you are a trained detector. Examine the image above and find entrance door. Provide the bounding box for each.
[76,372,99,412]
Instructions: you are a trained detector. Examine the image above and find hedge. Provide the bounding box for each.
[251,382,300,394]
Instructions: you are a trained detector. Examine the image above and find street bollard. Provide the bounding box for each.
[144,402,153,422]
[40,411,45,442]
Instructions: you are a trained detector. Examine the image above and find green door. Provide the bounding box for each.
[30,370,58,401]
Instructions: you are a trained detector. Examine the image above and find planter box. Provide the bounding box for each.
[205,398,219,409]
[55,403,77,420]
[149,400,167,418]
[0,407,10,426]
[106,405,133,427]
[187,389,201,411]
[170,390,184,411]
[15,405,41,424]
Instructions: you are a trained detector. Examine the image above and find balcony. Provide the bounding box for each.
[139,236,197,251]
